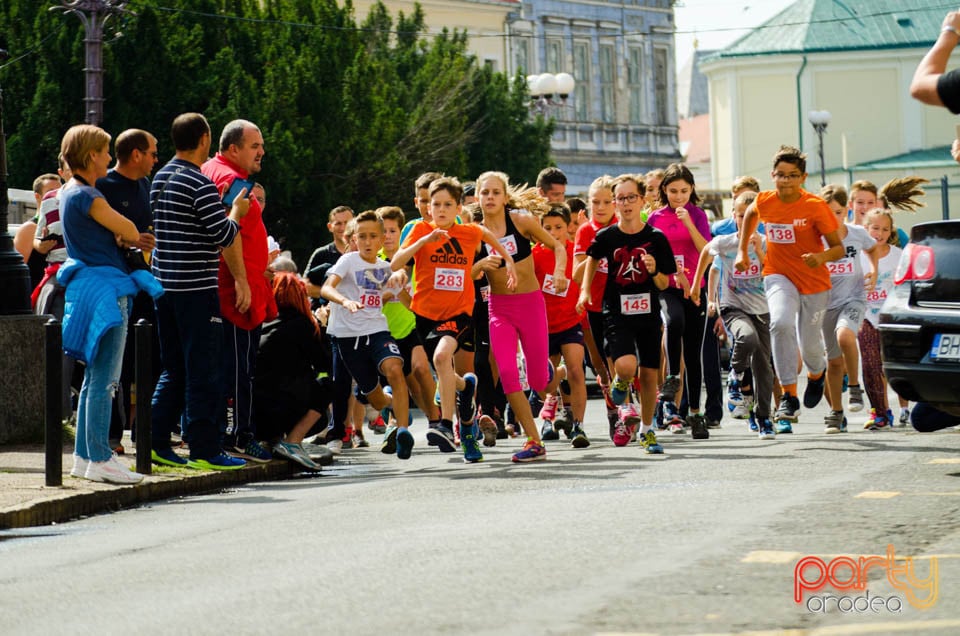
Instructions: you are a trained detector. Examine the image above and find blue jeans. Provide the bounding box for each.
[151,290,224,460]
[75,296,129,462]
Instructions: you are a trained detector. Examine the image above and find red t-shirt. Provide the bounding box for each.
[532,240,580,333]
[574,217,617,313]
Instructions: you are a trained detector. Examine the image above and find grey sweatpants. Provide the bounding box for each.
[721,307,774,418]
[764,274,828,387]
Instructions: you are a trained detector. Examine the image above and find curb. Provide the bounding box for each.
[0,459,301,530]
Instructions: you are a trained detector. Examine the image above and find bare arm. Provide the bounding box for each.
[576,257,599,313]
[221,234,251,313]
[88,198,139,244]
[517,212,567,293]
[391,228,445,271]
[803,231,844,268]
[735,204,760,272]
[320,273,360,313]
[910,12,960,106]
[689,243,715,306]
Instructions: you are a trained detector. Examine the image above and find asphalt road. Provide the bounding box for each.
[2,392,960,636]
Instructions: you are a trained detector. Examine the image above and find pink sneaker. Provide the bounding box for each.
[539,393,559,421]
[614,403,640,447]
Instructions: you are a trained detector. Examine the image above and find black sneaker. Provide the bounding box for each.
[687,413,710,440]
[776,393,801,422]
[457,373,477,426]
[541,421,560,441]
[803,373,826,409]
[571,425,590,448]
[426,424,456,452]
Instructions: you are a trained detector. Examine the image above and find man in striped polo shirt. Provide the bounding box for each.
[149,113,252,471]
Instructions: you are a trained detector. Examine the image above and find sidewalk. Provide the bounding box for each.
[0,437,306,530]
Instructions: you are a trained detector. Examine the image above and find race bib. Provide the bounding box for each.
[766,223,796,244]
[359,290,382,309]
[866,289,887,304]
[675,255,685,273]
[598,258,609,274]
[434,267,465,292]
[542,274,567,297]
[732,259,762,279]
[620,293,651,315]
[499,234,518,256]
[828,258,855,277]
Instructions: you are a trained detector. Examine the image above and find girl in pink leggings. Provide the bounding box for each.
[472,171,568,462]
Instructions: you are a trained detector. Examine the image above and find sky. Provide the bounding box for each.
[674,0,797,71]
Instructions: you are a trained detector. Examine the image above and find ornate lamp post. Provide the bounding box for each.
[527,72,575,117]
[51,0,130,125]
[808,110,831,188]
[0,49,32,315]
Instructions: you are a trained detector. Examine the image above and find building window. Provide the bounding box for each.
[654,47,669,125]
[546,38,563,73]
[514,37,530,76]
[573,41,590,122]
[599,44,616,123]
[627,47,643,124]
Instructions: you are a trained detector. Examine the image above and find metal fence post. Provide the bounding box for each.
[135,318,152,475]
[942,175,950,221]
[45,318,62,487]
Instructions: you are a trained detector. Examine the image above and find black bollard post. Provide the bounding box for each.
[135,319,152,475]
[45,319,63,487]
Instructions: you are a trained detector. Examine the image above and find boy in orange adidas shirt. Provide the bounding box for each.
[735,145,844,430]
[392,177,518,463]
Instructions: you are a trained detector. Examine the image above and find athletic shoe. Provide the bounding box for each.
[539,393,558,422]
[660,374,681,402]
[461,424,483,463]
[85,454,144,485]
[610,377,629,405]
[354,431,370,448]
[478,414,498,447]
[824,411,848,434]
[639,430,664,454]
[847,385,865,413]
[151,448,187,467]
[541,421,560,441]
[758,418,776,440]
[607,408,619,440]
[687,413,710,440]
[433,384,441,408]
[663,401,684,434]
[426,424,457,452]
[731,394,753,420]
[775,393,801,422]
[727,376,744,408]
[325,439,344,455]
[803,373,826,409]
[394,428,414,459]
[553,407,574,438]
[898,407,911,427]
[300,442,336,466]
[706,419,722,429]
[571,424,590,448]
[748,409,759,433]
[457,373,478,426]
[231,438,272,464]
[188,453,246,471]
[511,439,546,463]
[273,441,321,471]
[775,420,793,434]
[70,455,90,478]
[612,420,631,447]
[111,441,125,456]
[842,373,848,392]
[381,425,398,454]
[615,402,641,446]
[864,408,890,430]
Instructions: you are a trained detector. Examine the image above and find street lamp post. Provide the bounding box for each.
[0,49,32,315]
[809,110,831,188]
[527,72,575,117]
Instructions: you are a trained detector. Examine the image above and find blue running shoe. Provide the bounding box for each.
[610,377,629,406]
[727,377,744,408]
[152,448,187,467]
[639,430,664,454]
[426,424,456,452]
[758,418,777,440]
[748,409,759,433]
[381,386,394,425]
[396,428,414,460]
[381,424,398,454]
[188,453,246,471]
[457,373,478,426]
[511,439,546,462]
[462,424,483,463]
[775,420,793,434]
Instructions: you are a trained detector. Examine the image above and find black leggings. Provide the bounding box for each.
[661,287,707,411]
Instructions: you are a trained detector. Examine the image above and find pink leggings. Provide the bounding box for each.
[489,290,550,394]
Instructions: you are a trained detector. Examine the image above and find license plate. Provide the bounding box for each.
[931,333,960,361]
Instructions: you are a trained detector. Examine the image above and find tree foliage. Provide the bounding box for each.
[0,0,553,264]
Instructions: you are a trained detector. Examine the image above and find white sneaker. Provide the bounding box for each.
[84,454,144,485]
[325,439,344,455]
[70,455,90,478]
[731,395,754,420]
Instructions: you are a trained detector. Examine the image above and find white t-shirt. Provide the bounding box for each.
[823,224,877,309]
[861,245,902,327]
[326,252,394,337]
[708,233,768,316]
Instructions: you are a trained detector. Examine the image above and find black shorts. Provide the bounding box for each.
[394,329,422,376]
[604,313,662,370]
[330,331,402,395]
[415,313,473,361]
[548,323,585,356]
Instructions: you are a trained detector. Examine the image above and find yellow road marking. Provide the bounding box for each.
[854,491,900,498]
[926,458,960,464]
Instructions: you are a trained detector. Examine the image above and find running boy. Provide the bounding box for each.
[576,174,677,454]
[735,146,844,431]
[321,210,414,460]
[391,177,518,463]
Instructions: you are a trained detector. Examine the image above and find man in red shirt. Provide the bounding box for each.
[202,119,277,462]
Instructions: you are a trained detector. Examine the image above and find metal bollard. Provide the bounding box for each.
[135,319,152,475]
[45,318,63,487]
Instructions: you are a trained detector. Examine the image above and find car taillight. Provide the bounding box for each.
[893,243,935,285]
